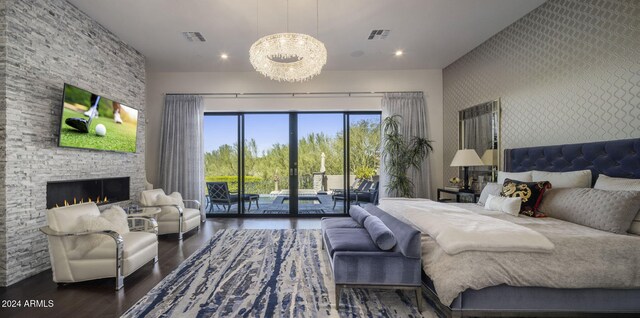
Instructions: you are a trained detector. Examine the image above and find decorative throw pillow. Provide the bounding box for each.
[363,215,397,250]
[156,193,185,207]
[168,192,186,208]
[497,171,532,184]
[532,170,592,188]
[538,188,640,234]
[75,206,129,256]
[501,178,552,217]
[477,183,502,206]
[484,194,522,217]
[593,175,640,235]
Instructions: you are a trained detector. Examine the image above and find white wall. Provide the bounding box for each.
[146,69,444,198]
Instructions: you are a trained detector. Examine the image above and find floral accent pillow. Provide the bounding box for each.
[501,178,552,217]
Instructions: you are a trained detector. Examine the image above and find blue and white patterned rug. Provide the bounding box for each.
[122,229,436,318]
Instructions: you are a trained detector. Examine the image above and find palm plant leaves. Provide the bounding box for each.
[381,115,433,198]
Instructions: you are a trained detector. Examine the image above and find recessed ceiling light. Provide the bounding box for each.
[220,53,228,60]
[394,50,403,56]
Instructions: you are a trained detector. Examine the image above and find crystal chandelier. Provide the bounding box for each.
[250,33,327,82]
[250,0,326,82]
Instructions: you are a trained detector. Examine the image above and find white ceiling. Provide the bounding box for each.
[67,0,545,72]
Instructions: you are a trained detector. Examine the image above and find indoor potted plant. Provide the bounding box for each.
[381,115,433,197]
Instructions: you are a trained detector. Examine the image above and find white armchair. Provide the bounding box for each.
[40,202,158,290]
[139,189,201,240]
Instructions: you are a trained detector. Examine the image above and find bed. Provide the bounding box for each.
[383,138,640,318]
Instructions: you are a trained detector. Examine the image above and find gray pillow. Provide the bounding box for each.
[539,188,640,234]
[363,215,397,250]
[349,205,371,226]
[477,182,502,206]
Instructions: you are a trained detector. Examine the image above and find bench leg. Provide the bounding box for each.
[335,284,342,308]
[415,287,423,312]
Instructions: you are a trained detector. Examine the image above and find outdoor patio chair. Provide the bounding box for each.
[206,182,260,213]
[332,180,372,210]
[353,181,380,205]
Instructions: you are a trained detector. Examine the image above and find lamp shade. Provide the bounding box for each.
[481,149,497,166]
[450,149,484,167]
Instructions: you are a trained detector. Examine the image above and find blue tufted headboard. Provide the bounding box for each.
[504,138,640,186]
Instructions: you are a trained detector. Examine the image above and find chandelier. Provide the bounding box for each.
[250,33,327,82]
[250,0,326,82]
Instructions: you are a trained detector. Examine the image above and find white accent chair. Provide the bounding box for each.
[139,189,201,240]
[40,202,158,290]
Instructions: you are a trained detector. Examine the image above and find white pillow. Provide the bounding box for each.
[497,171,532,184]
[477,183,502,206]
[532,170,592,188]
[74,206,130,256]
[594,175,640,235]
[485,194,522,217]
[594,175,640,191]
[156,193,184,208]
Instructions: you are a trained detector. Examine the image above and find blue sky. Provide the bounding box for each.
[204,114,379,155]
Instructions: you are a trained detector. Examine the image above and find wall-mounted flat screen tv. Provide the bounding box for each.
[59,84,138,153]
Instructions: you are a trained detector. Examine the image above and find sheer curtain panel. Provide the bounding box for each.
[381,92,432,199]
[158,95,205,218]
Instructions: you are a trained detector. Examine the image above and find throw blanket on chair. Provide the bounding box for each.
[378,199,554,255]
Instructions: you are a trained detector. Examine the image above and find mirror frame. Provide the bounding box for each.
[458,99,501,184]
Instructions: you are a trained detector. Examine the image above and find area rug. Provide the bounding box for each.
[122,229,436,318]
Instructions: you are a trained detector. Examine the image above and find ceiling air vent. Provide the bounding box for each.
[367,29,390,40]
[182,31,206,42]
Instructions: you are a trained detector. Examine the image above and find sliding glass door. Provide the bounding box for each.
[297,113,345,214]
[204,115,240,213]
[243,114,290,215]
[204,112,380,217]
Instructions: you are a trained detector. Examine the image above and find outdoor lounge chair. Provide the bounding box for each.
[332,180,373,210]
[352,181,379,205]
[206,182,260,213]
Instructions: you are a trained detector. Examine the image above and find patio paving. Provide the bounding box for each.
[206,194,347,215]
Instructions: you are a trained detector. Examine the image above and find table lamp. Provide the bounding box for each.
[481,149,498,182]
[450,149,484,193]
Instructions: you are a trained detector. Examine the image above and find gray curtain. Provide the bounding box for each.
[158,95,205,219]
[381,92,432,199]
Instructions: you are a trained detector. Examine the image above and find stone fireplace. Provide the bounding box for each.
[46,177,130,209]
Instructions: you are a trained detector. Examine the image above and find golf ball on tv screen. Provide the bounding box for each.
[95,124,106,136]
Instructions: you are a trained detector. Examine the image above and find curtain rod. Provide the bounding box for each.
[165,91,423,98]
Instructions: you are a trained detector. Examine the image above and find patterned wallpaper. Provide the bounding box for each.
[443,0,640,182]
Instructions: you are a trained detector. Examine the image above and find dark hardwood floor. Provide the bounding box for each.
[0,218,321,318]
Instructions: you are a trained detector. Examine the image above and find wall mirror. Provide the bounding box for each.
[459,99,500,190]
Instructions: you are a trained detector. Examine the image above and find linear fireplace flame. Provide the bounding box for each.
[56,196,109,208]
[47,177,129,209]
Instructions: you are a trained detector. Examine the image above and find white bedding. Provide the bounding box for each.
[378,199,554,254]
[378,198,640,306]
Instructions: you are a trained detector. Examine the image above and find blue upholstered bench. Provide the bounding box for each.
[321,204,422,310]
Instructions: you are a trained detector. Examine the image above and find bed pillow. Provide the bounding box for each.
[532,170,592,188]
[501,178,552,217]
[363,215,397,250]
[485,194,522,217]
[594,175,640,191]
[349,205,371,226]
[497,171,532,184]
[477,183,502,206]
[594,175,640,235]
[539,188,640,234]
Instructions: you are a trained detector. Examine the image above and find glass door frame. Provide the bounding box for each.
[204,111,381,218]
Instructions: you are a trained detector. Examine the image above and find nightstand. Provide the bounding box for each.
[437,188,480,203]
